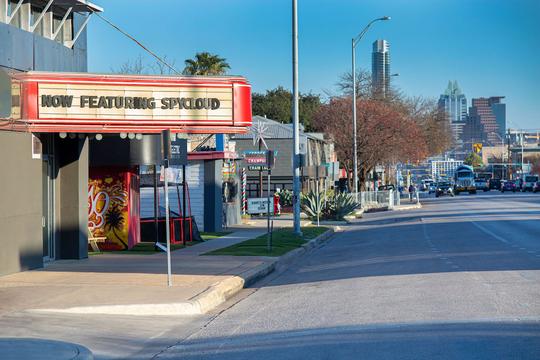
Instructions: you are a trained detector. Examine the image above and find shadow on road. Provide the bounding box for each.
[157,321,540,360]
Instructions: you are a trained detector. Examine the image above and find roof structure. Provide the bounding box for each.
[233,115,325,142]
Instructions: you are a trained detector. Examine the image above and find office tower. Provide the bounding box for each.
[438,81,467,148]
[468,97,506,146]
[372,39,390,97]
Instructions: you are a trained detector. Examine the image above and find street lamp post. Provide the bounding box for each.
[351,16,390,198]
[488,131,506,179]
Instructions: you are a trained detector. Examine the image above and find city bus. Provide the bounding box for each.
[454,165,476,195]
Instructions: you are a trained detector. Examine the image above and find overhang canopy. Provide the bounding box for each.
[1,71,252,134]
[52,0,103,13]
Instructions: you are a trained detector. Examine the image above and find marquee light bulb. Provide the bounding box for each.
[135,133,143,140]
[128,133,135,139]
[59,132,67,139]
[120,132,127,139]
[95,134,103,141]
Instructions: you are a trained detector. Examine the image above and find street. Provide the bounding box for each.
[157,192,540,359]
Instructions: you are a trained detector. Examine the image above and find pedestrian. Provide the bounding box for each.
[408,184,415,202]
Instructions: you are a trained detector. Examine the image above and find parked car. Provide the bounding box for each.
[533,181,540,193]
[501,180,516,193]
[522,175,539,192]
[489,178,501,190]
[474,178,489,192]
[378,184,396,191]
[435,181,454,197]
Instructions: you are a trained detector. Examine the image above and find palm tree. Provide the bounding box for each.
[182,52,230,76]
[104,205,128,250]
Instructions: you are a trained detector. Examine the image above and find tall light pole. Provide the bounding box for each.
[352,16,390,197]
[488,131,505,179]
[292,0,301,235]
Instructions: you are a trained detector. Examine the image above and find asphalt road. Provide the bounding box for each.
[157,191,540,360]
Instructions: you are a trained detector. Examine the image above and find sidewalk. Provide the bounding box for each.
[0,215,318,317]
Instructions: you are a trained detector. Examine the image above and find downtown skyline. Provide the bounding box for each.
[86,0,539,129]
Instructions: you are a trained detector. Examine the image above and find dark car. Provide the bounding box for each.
[501,180,516,193]
[435,182,454,197]
[489,178,501,190]
[533,181,540,193]
[378,184,396,191]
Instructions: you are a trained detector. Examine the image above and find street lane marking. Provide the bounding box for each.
[470,221,509,244]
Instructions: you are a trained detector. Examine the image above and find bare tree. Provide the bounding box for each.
[149,55,178,75]
[111,55,146,74]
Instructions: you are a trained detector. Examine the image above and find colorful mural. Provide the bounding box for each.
[88,167,140,250]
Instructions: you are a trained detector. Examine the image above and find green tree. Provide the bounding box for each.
[182,52,230,75]
[251,86,321,130]
[464,152,483,168]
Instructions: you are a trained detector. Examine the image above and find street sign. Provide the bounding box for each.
[473,143,483,153]
[248,165,269,171]
[170,139,188,166]
[243,150,276,169]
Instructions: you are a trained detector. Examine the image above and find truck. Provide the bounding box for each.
[522,174,539,192]
[453,165,476,195]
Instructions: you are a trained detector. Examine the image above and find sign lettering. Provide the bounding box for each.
[37,83,233,122]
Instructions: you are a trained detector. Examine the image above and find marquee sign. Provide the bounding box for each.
[6,71,252,134]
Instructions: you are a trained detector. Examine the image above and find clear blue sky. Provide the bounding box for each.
[88,0,540,129]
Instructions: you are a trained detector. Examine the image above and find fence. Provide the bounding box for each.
[356,190,420,209]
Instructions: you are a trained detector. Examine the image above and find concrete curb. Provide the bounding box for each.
[393,203,422,211]
[30,228,335,317]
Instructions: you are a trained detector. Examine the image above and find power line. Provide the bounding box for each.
[88,10,181,75]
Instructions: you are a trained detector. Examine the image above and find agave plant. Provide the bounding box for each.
[301,191,325,220]
[328,192,359,220]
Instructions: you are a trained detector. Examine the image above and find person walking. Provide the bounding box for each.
[408,184,415,202]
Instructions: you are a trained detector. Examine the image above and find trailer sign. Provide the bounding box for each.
[247,197,274,215]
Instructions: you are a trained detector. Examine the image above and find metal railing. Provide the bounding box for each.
[355,190,420,210]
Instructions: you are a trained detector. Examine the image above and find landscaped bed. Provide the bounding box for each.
[204,226,329,257]
[89,231,231,256]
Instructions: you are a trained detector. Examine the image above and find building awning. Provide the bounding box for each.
[188,151,240,161]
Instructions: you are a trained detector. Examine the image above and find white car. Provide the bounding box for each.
[474,179,489,192]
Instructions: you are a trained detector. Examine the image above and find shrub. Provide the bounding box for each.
[276,189,293,207]
[301,191,325,220]
[327,192,359,220]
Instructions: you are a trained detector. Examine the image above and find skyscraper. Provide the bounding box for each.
[372,40,390,97]
[438,81,467,148]
[467,97,506,146]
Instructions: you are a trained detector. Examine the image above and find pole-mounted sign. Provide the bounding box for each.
[473,143,483,154]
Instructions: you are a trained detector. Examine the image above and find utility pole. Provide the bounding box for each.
[292,0,301,236]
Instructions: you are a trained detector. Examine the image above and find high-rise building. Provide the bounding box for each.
[467,97,506,146]
[438,81,467,148]
[372,39,390,97]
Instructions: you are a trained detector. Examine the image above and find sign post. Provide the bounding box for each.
[161,130,173,287]
[266,150,275,252]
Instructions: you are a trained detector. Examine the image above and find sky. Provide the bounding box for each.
[87,0,540,129]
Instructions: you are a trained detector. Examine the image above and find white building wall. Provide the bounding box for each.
[431,160,464,180]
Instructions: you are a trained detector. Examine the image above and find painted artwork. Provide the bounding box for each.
[88,167,140,250]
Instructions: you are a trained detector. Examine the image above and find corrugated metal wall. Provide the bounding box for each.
[140,161,205,231]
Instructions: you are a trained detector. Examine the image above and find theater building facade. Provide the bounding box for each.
[0,0,251,276]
